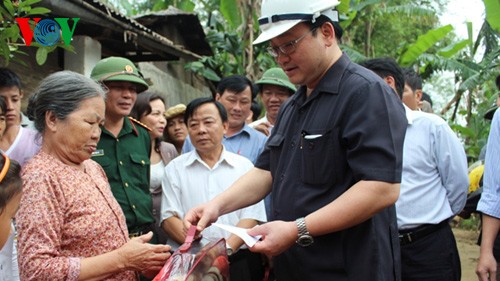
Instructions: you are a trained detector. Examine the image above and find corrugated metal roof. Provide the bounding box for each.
[42,0,203,61]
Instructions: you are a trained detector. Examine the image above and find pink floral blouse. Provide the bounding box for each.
[16,151,137,281]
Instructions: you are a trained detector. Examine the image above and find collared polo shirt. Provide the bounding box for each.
[255,54,407,280]
[92,117,154,231]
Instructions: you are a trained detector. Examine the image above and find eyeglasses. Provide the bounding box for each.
[0,152,11,183]
[267,28,317,58]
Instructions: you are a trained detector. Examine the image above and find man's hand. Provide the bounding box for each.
[183,202,221,234]
[476,252,497,281]
[253,122,273,136]
[247,221,297,257]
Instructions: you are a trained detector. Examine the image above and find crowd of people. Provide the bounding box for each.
[0,0,498,280]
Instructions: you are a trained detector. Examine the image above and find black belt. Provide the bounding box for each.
[129,223,155,238]
[399,220,448,246]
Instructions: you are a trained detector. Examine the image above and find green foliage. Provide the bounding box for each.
[344,0,439,59]
[399,25,453,66]
[0,0,74,65]
[220,0,240,29]
[456,213,481,231]
[103,0,195,15]
[182,0,276,82]
[437,40,470,58]
[484,0,500,33]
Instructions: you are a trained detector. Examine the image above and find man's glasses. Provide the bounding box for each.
[0,152,11,183]
[267,28,317,58]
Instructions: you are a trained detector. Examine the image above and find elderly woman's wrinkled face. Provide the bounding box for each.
[48,96,105,165]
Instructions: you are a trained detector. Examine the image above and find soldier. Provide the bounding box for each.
[90,57,157,244]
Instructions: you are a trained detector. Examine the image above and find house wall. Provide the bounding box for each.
[140,61,211,108]
[1,41,210,112]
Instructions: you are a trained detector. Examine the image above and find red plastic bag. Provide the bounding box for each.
[153,226,229,281]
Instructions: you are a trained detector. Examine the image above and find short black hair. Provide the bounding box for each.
[130,91,165,121]
[216,75,256,100]
[0,67,22,90]
[403,68,422,92]
[496,74,500,91]
[360,57,405,99]
[308,14,343,41]
[0,96,6,116]
[421,92,433,107]
[250,101,262,122]
[184,97,228,125]
[130,91,165,153]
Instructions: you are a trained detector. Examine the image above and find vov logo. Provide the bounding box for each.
[15,18,79,47]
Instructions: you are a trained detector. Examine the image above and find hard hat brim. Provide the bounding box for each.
[253,20,302,45]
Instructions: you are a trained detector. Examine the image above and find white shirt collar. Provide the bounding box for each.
[404,104,415,125]
[184,145,236,169]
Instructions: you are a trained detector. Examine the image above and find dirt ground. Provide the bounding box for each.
[453,227,480,281]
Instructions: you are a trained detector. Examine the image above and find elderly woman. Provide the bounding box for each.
[163,103,187,155]
[15,71,170,281]
[131,92,178,244]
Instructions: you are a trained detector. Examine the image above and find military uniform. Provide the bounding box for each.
[92,117,155,238]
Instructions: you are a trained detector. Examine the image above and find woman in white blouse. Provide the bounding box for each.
[131,92,178,244]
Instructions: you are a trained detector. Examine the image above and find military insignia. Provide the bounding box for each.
[124,65,134,73]
[92,149,104,157]
[128,116,152,132]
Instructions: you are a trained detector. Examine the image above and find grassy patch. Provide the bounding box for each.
[454,213,481,231]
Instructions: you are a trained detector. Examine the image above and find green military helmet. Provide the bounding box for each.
[90,56,149,93]
[256,67,296,93]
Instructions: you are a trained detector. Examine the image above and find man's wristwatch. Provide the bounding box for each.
[226,243,234,256]
[295,217,314,247]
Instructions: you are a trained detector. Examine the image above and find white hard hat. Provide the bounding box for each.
[253,0,341,45]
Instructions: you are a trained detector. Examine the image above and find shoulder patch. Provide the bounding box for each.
[128,116,152,132]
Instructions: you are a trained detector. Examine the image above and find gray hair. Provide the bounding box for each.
[27,71,106,133]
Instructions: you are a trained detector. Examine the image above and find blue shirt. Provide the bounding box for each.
[182,124,267,164]
[396,106,468,229]
[478,108,500,218]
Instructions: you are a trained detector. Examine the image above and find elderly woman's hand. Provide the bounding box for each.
[116,232,171,273]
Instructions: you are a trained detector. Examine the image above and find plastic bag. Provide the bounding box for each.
[153,226,229,281]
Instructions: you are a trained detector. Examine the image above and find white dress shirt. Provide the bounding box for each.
[161,147,267,249]
[250,115,270,128]
[396,105,469,229]
[477,108,500,218]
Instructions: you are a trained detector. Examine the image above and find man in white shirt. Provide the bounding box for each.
[160,97,266,281]
[250,68,296,136]
[182,75,267,164]
[361,58,468,281]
